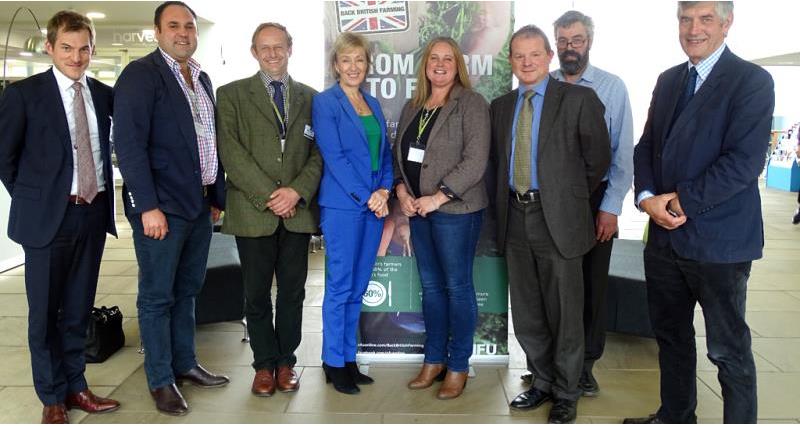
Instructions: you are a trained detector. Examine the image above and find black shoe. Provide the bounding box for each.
[175,365,230,388]
[578,369,599,397]
[323,363,360,394]
[520,372,533,384]
[623,414,663,424]
[346,361,374,385]
[509,387,551,410]
[793,207,800,225]
[548,398,577,424]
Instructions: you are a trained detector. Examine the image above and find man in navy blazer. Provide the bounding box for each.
[627,2,774,424]
[0,11,120,423]
[113,1,228,416]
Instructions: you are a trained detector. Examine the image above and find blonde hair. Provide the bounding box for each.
[330,32,371,80]
[411,37,471,108]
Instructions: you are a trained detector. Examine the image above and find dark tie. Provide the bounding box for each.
[670,67,697,130]
[72,82,98,203]
[513,90,535,194]
[270,81,285,122]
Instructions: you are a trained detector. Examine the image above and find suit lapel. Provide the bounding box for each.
[537,79,562,156]
[86,78,111,167]
[669,50,730,139]
[501,89,518,166]
[335,85,369,146]
[286,79,306,131]
[42,69,72,155]
[153,52,200,165]
[247,74,280,134]
[425,84,463,148]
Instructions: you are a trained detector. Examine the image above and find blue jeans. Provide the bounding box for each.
[409,210,482,372]
[131,211,212,390]
[645,243,756,423]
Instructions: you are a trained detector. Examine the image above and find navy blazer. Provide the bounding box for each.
[113,49,225,220]
[312,84,393,210]
[634,47,775,263]
[0,69,117,248]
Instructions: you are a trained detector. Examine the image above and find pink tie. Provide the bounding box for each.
[72,82,98,203]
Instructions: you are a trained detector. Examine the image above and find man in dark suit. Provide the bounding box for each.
[625,2,773,424]
[216,22,321,396]
[113,1,228,416]
[0,11,120,423]
[489,25,610,424]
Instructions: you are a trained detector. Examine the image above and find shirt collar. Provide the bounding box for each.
[159,47,202,79]
[552,64,596,85]
[519,75,549,99]
[258,70,291,88]
[51,66,88,93]
[689,42,726,81]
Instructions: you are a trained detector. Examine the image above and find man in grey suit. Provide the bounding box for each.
[489,25,610,424]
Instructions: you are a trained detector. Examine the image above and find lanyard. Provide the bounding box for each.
[416,106,439,144]
[269,87,289,139]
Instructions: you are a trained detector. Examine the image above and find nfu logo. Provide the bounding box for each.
[362,281,387,307]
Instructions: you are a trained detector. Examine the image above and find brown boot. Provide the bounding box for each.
[436,370,468,400]
[408,363,446,390]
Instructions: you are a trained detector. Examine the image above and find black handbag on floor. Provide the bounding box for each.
[85,305,125,363]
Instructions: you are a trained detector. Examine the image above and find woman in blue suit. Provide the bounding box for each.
[312,32,393,395]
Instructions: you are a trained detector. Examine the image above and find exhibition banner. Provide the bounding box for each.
[323,1,514,361]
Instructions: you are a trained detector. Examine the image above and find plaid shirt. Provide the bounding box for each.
[159,48,218,185]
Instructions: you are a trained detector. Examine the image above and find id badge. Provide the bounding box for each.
[407,146,425,163]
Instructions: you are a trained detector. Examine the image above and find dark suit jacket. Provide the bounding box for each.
[0,69,117,248]
[217,74,322,236]
[113,49,225,220]
[312,83,393,211]
[490,79,611,259]
[394,84,490,214]
[634,47,774,263]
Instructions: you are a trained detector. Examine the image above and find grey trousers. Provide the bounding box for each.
[505,199,585,401]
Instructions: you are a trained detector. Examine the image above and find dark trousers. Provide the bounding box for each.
[235,224,310,371]
[583,182,613,369]
[131,210,212,390]
[24,193,108,405]
[409,210,482,372]
[505,199,584,401]
[645,243,757,424]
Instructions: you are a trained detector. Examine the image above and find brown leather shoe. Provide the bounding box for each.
[175,364,230,388]
[251,369,276,396]
[436,370,468,400]
[150,383,188,416]
[66,388,120,413]
[276,366,300,393]
[41,404,68,424]
[408,363,446,390]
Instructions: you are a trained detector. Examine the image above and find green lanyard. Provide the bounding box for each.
[416,106,439,144]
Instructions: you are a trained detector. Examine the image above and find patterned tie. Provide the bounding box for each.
[513,90,535,194]
[72,82,98,203]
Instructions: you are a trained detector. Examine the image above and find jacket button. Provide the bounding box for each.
[277,157,282,163]
[276,180,282,186]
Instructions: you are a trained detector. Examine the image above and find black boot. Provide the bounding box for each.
[323,363,360,394]
[346,361,374,385]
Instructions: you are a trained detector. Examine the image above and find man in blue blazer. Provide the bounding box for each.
[113,1,228,416]
[627,2,774,424]
[0,11,120,423]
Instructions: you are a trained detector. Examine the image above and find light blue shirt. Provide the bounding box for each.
[635,43,727,208]
[551,64,634,216]
[509,76,548,191]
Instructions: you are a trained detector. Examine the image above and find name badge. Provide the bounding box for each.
[407,146,425,163]
[303,124,315,140]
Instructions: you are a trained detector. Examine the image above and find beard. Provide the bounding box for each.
[558,49,589,76]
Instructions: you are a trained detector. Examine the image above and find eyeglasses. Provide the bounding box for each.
[556,37,587,49]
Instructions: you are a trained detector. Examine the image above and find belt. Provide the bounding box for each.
[510,189,540,204]
[68,191,105,205]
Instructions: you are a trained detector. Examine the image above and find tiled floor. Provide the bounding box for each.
[0,183,799,423]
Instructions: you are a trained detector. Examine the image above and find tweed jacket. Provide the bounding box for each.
[217,73,322,236]
[393,84,490,214]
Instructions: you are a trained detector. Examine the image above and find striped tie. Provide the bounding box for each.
[513,90,535,194]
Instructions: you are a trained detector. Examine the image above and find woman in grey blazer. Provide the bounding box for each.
[393,37,490,400]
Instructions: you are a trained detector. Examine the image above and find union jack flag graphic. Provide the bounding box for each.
[337,1,409,34]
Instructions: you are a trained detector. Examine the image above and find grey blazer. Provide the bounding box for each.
[490,80,611,259]
[393,84,490,214]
